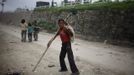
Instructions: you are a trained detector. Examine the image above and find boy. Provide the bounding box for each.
[20,19,27,42]
[33,20,40,41]
[47,19,79,75]
[28,23,33,42]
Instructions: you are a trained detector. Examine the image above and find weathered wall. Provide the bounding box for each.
[0,11,32,26]
[0,10,134,44]
[31,10,134,43]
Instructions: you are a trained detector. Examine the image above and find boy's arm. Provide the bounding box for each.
[47,28,60,48]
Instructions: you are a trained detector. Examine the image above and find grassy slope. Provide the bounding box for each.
[34,1,134,12]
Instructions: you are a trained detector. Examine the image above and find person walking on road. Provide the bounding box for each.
[47,19,79,75]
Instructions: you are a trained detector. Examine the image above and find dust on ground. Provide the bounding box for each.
[0,24,134,75]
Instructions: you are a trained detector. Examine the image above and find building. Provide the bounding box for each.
[36,1,50,7]
[51,0,58,7]
[75,0,90,4]
[15,8,29,12]
[61,0,90,6]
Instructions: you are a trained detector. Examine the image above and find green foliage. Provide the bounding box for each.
[34,1,134,12]
[38,20,57,33]
[34,6,69,12]
[74,1,134,10]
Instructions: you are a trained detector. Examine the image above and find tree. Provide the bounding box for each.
[89,0,92,3]
[115,0,119,2]
[64,0,68,3]
[51,0,54,7]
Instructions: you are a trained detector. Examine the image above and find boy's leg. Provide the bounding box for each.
[59,43,68,71]
[30,33,32,42]
[22,31,25,42]
[35,33,37,41]
[35,32,38,41]
[21,31,23,42]
[66,42,79,73]
[33,32,36,41]
[28,33,32,42]
[24,31,27,42]
[36,33,38,41]
[28,33,30,41]
[31,33,32,41]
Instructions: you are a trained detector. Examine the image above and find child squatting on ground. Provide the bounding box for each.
[47,19,80,75]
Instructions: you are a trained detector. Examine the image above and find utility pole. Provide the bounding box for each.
[64,0,68,5]
[51,0,54,7]
[0,0,6,13]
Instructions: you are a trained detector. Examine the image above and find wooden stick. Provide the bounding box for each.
[32,47,49,72]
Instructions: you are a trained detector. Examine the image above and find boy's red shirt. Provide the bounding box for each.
[56,27,70,43]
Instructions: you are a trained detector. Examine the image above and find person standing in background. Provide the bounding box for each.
[33,20,40,41]
[20,19,27,42]
[28,23,33,42]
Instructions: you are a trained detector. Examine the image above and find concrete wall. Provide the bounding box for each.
[0,11,32,26]
[0,10,134,44]
[31,10,134,43]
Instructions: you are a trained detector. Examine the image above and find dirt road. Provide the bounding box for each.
[0,23,134,75]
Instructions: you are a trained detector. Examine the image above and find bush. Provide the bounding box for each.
[38,20,58,33]
[34,1,134,12]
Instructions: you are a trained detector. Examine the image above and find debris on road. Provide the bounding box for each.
[48,64,55,68]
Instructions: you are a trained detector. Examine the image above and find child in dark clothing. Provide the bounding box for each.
[47,19,79,75]
[33,27,40,41]
[28,23,33,42]
[33,20,40,41]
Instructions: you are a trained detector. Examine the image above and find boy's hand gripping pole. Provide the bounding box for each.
[32,47,49,72]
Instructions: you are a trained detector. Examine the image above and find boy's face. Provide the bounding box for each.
[58,21,64,28]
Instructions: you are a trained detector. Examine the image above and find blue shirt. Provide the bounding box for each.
[28,26,33,33]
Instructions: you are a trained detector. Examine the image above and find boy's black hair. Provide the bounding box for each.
[58,19,68,25]
[58,19,64,23]
[28,23,32,26]
[21,19,25,24]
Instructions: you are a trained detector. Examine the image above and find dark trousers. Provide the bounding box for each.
[60,41,79,73]
[28,33,32,42]
[33,31,38,41]
[21,30,27,42]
